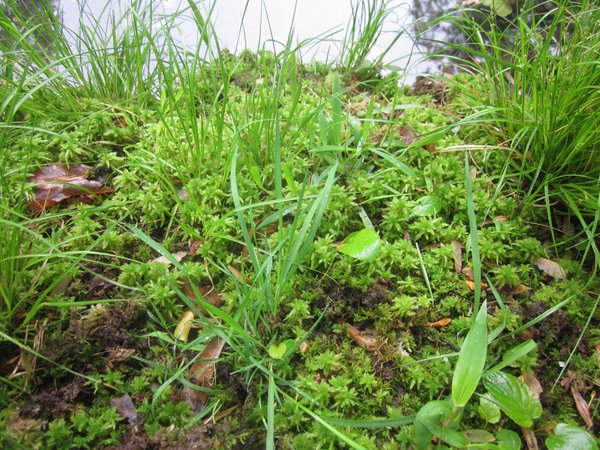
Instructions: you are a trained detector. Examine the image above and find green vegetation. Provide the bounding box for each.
[0,0,598,448]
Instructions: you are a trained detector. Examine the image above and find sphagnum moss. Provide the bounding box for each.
[0,0,598,448]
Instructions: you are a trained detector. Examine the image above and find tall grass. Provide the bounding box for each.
[433,0,600,269]
[339,0,403,74]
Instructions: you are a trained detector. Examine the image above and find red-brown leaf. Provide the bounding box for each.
[571,386,594,429]
[190,336,226,404]
[29,164,112,211]
[424,318,452,328]
[347,324,377,350]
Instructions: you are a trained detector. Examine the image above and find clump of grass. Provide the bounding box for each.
[433,0,600,269]
[339,0,403,75]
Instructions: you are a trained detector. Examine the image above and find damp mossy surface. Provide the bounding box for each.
[1,44,599,450]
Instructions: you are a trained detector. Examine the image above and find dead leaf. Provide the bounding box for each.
[346,325,377,350]
[29,164,112,211]
[203,405,238,425]
[470,166,477,180]
[482,215,510,226]
[177,188,189,200]
[533,257,566,279]
[520,372,543,400]
[111,115,128,127]
[227,265,244,282]
[451,241,463,274]
[106,347,136,369]
[522,427,539,450]
[504,284,532,295]
[181,282,223,316]
[188,239,203,255]
[398,126,419,146]
[6,409,42,437]
[570,386,594,429]
[152,251,187,265]
[465,279,489,291]
[424,318,452,328]
[110,394,138,426]
[462,267,474,280]
[190,336,226,404]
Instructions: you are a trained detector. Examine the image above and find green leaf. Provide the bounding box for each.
[249,165,264,190]
[483,340,537,377]
[483,371,542,427]
[482,0,513,18]
[478,394,501,423]
[464,429,495,443]
[452,301,488,407]
[268,342,287,360]
[497,429,522,450]
[410,195,442,218]
[416,401,468,449]
[337,228,381,260]
[546,423,598,450]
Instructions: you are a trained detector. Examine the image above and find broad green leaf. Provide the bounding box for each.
[483,371,542,427]
[268,342,287,360]
[478,394,501,423]
[416,400,468,449]
[452,301,488,407]
[497,429,522,450]
[410,195,442,218]
[482,0,513,17]
[546,423,597,450]
[414,418,434,450]
[337,228,381,260]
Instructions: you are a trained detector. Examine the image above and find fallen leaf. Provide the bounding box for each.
[482,215,510,226]
[29,164,112,211]
[465,279,489,291]
[6,409,42,437]
[533,257,566,280]
[452,241,463,274]
[190,336,226,404]
[152,251,187,265]
[177,188,189,200]
[111,115,128,127]
[203,405,238,424]
[522,426,539,450]
[347,324,377,350]
[505,284,532,295]
[398,126,419,145]
[470,166,477,181]
[227,265,244,282]
[106,347,136,369]
[174,310,195,343]
[521,372,543,400]
[181,282,224,316]
[570,386,594,429]
[188,239,203,255]
[110,394,138,426]
[424,318,452,327]
[462,267,474,280]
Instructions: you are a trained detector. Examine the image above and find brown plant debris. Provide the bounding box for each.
[29,164,112,211]
[190,336,226,405]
